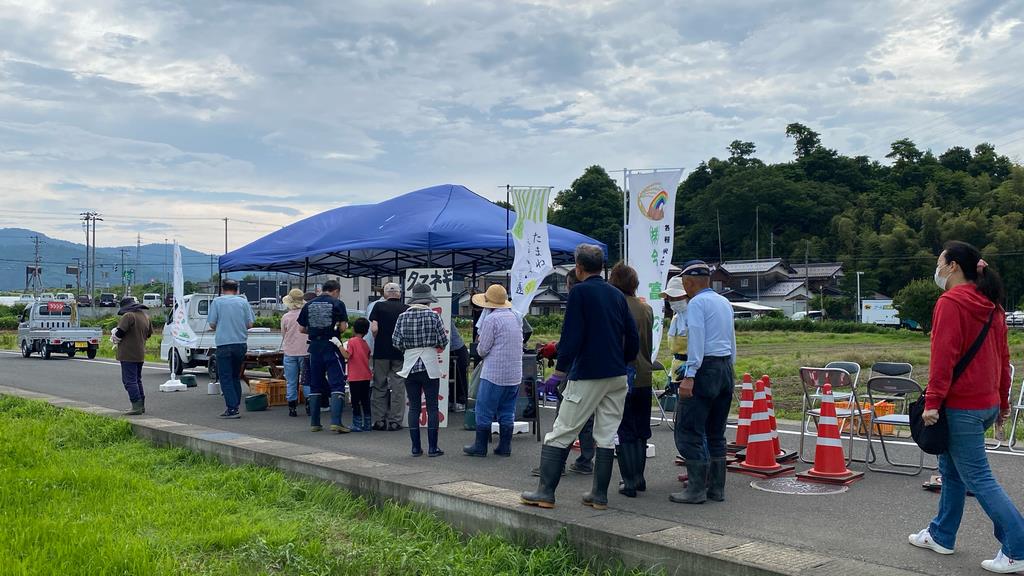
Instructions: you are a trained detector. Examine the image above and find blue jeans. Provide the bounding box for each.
[475,379,518,429]
[283,355,307,402]
[215,343,247,411]
[308,341,346,397]
[929,407,1024,559]
[120,361,144,403]
[674,357,734,462]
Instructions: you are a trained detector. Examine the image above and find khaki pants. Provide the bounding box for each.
[372,358,406,425]
[544,376,627,449]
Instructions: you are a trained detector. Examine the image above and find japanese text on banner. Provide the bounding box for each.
[509,187,553,317]
[626,170,683,362]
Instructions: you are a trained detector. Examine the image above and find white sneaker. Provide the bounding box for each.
[908,529,954,555]
[982,550,1024,574]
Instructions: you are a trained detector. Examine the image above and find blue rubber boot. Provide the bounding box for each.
[330,393,350,434]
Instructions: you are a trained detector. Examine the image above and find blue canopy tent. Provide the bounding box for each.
[219,184,605,280]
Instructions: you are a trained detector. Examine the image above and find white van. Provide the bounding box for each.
[54,293,75,302]
[142,293,163,307]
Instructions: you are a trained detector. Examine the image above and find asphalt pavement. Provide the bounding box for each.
[3,350,1023,576]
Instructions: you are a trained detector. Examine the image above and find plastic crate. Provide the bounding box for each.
[250,378,287,407]
[835,401,896,436]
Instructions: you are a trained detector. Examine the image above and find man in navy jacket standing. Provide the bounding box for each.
[522,244,640,510]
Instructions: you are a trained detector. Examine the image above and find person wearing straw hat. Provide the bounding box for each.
[280,289,309,418]
[463,284,523,457]
[393,283,449,456]
[670,260,736,505]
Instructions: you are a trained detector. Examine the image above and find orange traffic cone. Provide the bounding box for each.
[727,373,754,454]
[797,382,864,485]
[728,378,794,478]
[764,375,797,463]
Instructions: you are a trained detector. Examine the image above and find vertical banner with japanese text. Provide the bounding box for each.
[509,186,554,317]
[626,170,682,361]
[404,268,453,428]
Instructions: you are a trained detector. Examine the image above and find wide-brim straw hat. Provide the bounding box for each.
[282,288,305,309]
[472,284,512,309]
[659,276,686,299]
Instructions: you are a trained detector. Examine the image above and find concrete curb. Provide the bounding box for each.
[1,385,926,576]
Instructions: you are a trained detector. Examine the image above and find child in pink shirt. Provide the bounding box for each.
[343,317,373,431]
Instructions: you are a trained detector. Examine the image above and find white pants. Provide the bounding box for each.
[544,376,627,449]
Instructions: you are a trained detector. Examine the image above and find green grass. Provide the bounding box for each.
[0,395,651,576]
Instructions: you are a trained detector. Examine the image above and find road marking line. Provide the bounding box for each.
[0,350,166,370]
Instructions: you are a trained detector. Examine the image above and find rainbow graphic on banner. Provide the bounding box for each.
[637,185,669,221]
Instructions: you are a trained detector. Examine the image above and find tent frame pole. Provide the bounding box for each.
[302,258,309,292]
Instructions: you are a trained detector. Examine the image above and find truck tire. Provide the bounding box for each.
[87,347,97,359]
[20,341,31,358]
[41,344,52,360]
[207,356,218,382]
[168,349,184,376]
[67,349,77,358]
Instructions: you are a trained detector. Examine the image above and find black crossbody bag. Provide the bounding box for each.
[910,310,995,455]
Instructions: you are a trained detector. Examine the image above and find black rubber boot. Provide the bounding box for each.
[123,400,144,416]
[707,457,727,502]
[669,460,708,504]
[427,428,444,457]
[304,397,310,416]
[288,400,298,418]
[583,447,615,510]
[409,428,422,456]
[463,428,490,457]
[308,394,322,431]
[617,442,637,498]
[494,424,513,456]
[521,445,570,509]
[636,440,648,492]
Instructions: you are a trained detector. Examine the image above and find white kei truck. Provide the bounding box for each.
[17,301,102,359]
[160,294,281,380]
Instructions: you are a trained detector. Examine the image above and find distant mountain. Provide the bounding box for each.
[0,228,214,292]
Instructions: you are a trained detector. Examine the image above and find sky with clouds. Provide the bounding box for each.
[1,0,1022,254]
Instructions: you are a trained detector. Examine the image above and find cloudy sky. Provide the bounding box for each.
[1,0,1022,254]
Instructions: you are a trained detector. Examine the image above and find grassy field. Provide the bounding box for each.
[0,396,650,576]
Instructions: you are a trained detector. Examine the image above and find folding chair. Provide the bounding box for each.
[1006,367,1024,453]
[985,364,1014,450]
[868,362,914,415]
[798,366,871,465]
[801,361,860,433]
[864,375,935,475]
[651,360,669,428]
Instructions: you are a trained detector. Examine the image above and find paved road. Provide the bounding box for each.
[3,350,1023,576]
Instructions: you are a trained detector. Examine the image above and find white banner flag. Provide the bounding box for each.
[626,170,683,361]
[169,241,198,348]
[509,187,554,317]
[404,268,453,428]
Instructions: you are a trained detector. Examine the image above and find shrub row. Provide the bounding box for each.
[734,318,896,334]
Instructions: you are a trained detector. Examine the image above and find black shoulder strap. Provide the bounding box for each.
[952,309,996,383]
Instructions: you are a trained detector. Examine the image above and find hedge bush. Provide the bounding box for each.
[0,317,18,330]
[734,318,896,334]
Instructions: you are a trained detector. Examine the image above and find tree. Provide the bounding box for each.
[939,146,972,172]
[893,279,942,331]
[785,123,821,158]
[549,165,623,261]
[726,140,760,167]
[493,200,515,211]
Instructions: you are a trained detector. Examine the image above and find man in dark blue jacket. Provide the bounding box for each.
[522,244,640,510]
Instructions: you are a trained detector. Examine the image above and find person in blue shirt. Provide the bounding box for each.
[670,260,737,505]
[521,244,640,511]
[298,279,350,433]
[207,279,255,419]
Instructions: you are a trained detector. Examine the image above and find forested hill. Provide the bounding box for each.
[548,123,1024,308]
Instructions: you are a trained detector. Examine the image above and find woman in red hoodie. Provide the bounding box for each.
[908,241,1023,574]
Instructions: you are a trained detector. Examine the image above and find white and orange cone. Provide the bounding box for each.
[728,378,795,478]
[797,382,864,485]
[764,375,797,463]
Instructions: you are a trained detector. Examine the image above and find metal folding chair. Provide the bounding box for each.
[867,362,914,415]
[651,360,669,428]
[1005,367,1023,453]
[864,376,936,475]
[801,361,859,433]
[798,366,871,465]
[986,364,1014,450]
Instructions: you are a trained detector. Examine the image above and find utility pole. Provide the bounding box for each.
[72,257,83,297]
[80,212,102,300]
[804,242,810,314]
[27,235,43,295]
[222,217,229,281]
[856,271,864,324]
[164,238,169,300]
[755,205,760,302]
[119,248,128,297]
[81,216,89,299]
[716,209,723,264]
[135,233,141,294]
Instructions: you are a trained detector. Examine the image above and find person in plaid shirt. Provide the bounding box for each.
[393,283,449,457]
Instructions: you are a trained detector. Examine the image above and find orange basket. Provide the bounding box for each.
[250,378,288,407]
[835,401,897,436]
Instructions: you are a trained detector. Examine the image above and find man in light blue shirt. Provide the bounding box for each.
[670,260,736,505]
[208,279,255,419]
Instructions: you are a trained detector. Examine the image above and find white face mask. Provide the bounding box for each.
[670,300,688,314]
[934,265,949,291]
